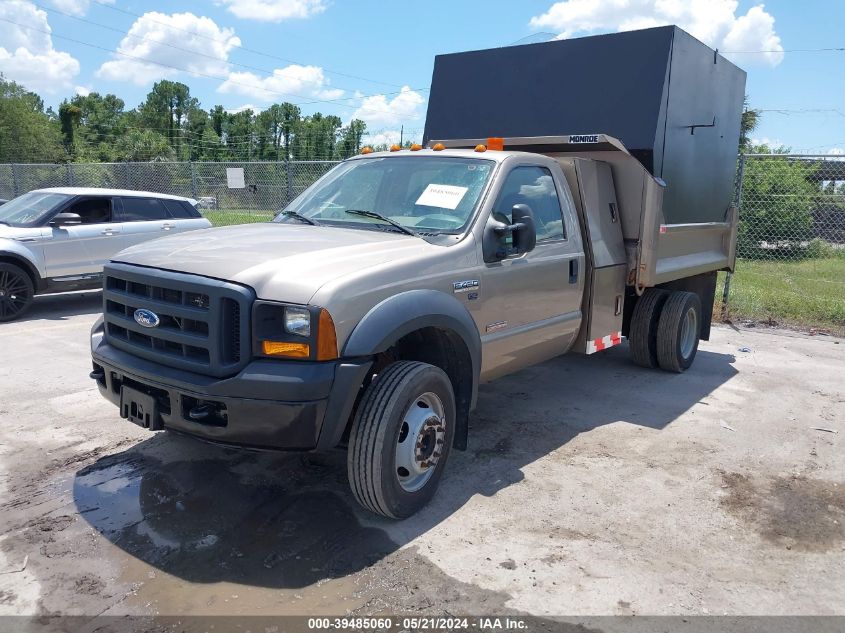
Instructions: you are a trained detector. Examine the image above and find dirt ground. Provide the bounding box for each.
[0,291,843,622]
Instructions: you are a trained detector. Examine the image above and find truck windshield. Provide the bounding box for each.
[276,156,495,234]
[0,192,71,227]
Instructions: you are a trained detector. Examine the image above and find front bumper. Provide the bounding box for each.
[91,321,371,451]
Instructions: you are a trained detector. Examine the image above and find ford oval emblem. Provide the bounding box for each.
[134,308,160,328]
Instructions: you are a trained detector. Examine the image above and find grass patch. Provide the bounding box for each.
[719,255,845,335]
[202,209,275,226]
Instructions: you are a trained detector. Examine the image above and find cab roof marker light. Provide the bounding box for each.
[390,144,402,152]
[474,144,487,152]
[360,146,374,154]
[409,143,423,151]
[432,143,446,151]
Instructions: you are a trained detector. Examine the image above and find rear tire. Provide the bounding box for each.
[656,291,702,373]
[629,288,669,368]
[0,263,34,322]
[348,361,455,519]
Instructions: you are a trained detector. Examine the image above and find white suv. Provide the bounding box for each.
[0,187,211,321]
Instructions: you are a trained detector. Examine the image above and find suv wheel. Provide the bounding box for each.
[656,291,702,373]
[348,361,455,519]
[0,263,34,322]
[629,288,669,368]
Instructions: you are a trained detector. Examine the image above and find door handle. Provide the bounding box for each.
[161,223,175,230]
[101,229,116,235]
[569,258,579,284]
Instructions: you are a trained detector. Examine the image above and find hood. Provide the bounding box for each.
[113,223,434,304]
[0,225,41,240]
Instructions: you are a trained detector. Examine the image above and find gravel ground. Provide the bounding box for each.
[0,291,842,622]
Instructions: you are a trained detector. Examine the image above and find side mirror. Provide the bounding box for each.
[50,212,82,227]
[510,204,537,254]
[482,204,537,263]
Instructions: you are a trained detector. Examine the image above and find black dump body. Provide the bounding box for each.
[423,26,746,224]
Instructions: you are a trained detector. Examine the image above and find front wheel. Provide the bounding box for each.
[0,263,34,322]
[348,361,455,519]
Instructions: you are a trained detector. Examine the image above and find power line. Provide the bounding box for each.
[0,16,428,116]
[34,3,424,104]
[722,47,845,53]
[87,0,406,89]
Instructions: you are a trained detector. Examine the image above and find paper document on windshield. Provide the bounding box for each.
[415,184,468,210]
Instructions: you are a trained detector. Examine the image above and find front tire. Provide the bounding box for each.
[348,361,455,519]
[0,263,34,322]
[656,291,702,373]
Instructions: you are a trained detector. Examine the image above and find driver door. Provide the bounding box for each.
[477,163,585,380]
[42,196,124,279]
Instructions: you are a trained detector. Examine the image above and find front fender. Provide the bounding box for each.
[0,238,44,285]
[343,289,481,375]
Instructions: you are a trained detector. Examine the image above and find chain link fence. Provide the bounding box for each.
[725,154,845,334]
[0,161,340,225]
[2,155,843,333]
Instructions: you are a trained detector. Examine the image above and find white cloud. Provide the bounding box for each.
[74,85,91,96]
[217,0,326,22]
[48,0,114,18]
[0,1,80,93]
[352,86,425,129]
[225,103,261,114]
[97,12,241,86]
[529,0,784,66]
[218,64,343,102]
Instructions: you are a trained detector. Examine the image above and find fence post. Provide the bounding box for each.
[66,163,75,186]
[721,154,746,318]
[10,164,20,197]
[190,162,199,199]
[285,158,292,205]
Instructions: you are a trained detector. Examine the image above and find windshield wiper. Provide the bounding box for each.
[0,221,9,226]
[345,209,419,237]
[281,210,320,226]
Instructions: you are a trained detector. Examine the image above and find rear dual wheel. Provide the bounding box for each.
[0,263,34,322]
[630,289,701,373]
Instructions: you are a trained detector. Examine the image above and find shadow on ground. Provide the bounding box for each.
[18,290,102,323]
[74,345,738,590]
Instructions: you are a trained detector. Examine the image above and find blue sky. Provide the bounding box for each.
[1,0,843,153]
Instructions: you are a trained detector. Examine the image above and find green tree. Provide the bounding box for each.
[138,80,199,158]
[0,75,64,162]
[117,129,175,162]
[740,95,760,153]
[337,119,366,158]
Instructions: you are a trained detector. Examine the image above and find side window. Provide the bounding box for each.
[492,166,566,243]
[162,199,200,219]
[65,197,112,224]
[121,197,169,222]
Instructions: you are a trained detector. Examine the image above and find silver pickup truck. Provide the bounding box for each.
[90,26,745,518]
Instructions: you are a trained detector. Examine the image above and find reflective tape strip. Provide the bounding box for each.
[585,331,624,354]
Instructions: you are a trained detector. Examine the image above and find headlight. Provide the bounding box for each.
[284,307,311,337]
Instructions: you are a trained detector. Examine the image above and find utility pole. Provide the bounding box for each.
[400,125,403,147]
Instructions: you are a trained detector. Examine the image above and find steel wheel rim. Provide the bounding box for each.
[395,391,446,493]
[680,306,698,359]
[0,270,31,320]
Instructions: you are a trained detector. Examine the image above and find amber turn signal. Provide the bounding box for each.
[262,341,310,358]
[316,308,338,361]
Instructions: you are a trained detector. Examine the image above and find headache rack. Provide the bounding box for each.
[102,263,253,378]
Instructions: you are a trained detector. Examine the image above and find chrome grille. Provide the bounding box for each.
[103,263,252,377]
